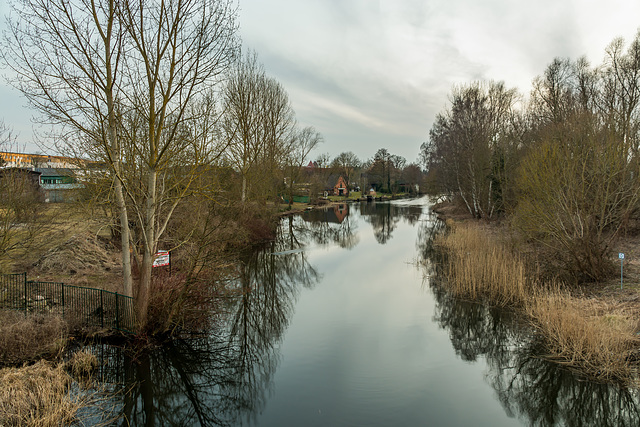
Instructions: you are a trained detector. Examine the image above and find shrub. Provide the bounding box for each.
[0,310,68,366]
[514,126,640,282]
[145,272,225,337]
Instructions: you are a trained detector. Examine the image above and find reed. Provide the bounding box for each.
[436,221,529,306]
[526,287,639,381]
[67,349,100,388]
[0,310,68,366]
[0,361,82,426]
[436,220,640,382]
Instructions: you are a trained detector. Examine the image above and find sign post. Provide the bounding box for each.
[153,250,171,275]
[619,253,625,289]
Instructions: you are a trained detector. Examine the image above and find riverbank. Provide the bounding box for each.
[432,201,640,383]
[0,310,116,425]
[277,192,414,217]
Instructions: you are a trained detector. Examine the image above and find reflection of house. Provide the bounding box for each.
[327,175,348,196]
[302,204,349,224]
[333,204,348,223]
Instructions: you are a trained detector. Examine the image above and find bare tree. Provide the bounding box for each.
[0,121,46,271]
[1,0,136,292]
[222,52,296,205]
[2,0,239,328]
[424,81,519,218]
[285,126,322,208]
[330,151,360,189]
[314,153,331,169]
[602,32,640,155]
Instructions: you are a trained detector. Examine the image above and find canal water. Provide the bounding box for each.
[89,197,640,426]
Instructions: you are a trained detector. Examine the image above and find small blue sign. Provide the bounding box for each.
[619,253,625,260]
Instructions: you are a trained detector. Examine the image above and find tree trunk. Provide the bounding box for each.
[136,168,158,329]
[114,177,133,296]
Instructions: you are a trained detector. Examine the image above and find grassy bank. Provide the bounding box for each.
[435,221,640,382]
[0,311,115,425]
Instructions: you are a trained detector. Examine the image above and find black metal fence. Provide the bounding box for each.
[0,273,135,333]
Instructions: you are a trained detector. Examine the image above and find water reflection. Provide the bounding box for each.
[428,254,640,427]
[300,204,359,249]
[79,199,640,426]
[358,201,424,244]
[81,220,323,426]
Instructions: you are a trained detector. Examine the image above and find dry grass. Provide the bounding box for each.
[0,310,68,366]
[527,287,639,381]
[437,220,528,306]
[31,231,123,292]
[66,350,100,388]
[0,361,83,426]
[436,220,640,382]
[0,358,116,426]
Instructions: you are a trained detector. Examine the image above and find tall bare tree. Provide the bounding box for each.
[602,32,640,155]
[2,0,239,328]
[330,151,360,188]
[285,126,322,208]
[222,52,296,205]
[424,81,519,218]
[1,0,135,292]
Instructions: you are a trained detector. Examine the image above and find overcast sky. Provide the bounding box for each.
[2,0,640,163]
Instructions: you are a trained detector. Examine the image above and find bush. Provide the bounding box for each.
[514,121,640,282]
[145,272,225,336]
[0,310,68,366]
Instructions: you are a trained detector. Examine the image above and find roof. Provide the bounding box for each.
[326,174,346,189]
[34,167,76,177]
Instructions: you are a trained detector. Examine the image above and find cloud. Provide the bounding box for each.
[2,0,640,160]
[237,0,640,161]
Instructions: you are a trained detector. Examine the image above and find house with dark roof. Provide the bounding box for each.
[326,174,348,196]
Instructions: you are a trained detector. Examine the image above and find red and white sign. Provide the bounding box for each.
[153,250,170,268]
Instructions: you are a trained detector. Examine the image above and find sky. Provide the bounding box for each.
[2,0,640,164]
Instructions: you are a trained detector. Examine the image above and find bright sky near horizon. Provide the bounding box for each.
[1,0,640,163]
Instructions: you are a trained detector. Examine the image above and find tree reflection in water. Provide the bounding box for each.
[359,201,424,244]
[300,204,359,249]
[75,199,640,427]
[79,217,324,426]
[425,236,640,427]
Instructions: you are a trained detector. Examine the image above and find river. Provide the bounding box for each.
[86,197,640,426]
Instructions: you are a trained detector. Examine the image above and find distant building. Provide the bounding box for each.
[0,167,44,201]
[0,151,78,169]
[35,168,83,202]
[326,175,348,196]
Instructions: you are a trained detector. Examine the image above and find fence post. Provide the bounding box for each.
[115,293,120,330]
[61,283,65,318]
[100,291,104,328]
[23,278,27,315]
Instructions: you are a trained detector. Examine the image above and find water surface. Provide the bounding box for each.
[91,198,640,426]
